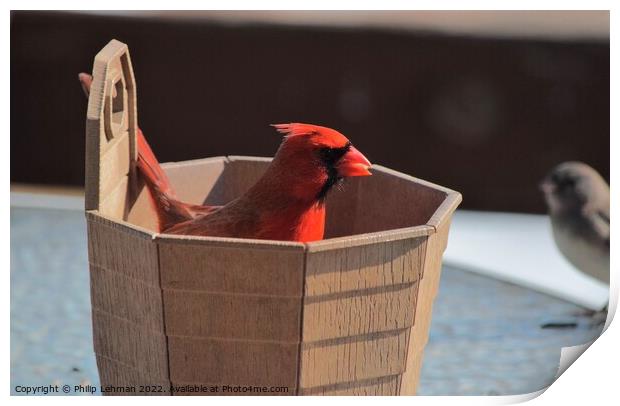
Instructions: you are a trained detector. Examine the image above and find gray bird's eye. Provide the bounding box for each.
[557,175,576,191]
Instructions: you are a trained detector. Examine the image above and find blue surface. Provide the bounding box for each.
[11,208,100,395]
[10,207,603,396]
[419,266,602,395]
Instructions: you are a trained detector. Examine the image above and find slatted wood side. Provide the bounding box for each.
[156,236,306,395]
[86,213,170,395]
[298,236,428,395]
[299,375,401,396]
[398,219,453,395]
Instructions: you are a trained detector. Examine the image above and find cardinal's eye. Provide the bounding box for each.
[318,143,351,167]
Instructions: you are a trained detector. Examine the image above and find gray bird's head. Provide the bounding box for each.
[540,161,609,215]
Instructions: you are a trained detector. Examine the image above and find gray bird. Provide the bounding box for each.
[540,161,610,285]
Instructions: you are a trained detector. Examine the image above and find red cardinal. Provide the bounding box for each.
[79,73,371,242]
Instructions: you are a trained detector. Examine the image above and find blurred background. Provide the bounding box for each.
[11,10,610,396]
[11,10,609,212]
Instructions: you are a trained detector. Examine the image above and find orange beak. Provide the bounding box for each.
[336,146,372,177]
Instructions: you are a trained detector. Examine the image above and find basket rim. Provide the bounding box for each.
[86,158,461,251]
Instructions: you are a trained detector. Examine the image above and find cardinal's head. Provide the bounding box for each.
[270,123,372,202]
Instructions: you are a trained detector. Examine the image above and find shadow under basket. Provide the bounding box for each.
[85,40,462,396]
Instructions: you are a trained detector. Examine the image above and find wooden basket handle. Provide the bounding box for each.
[85,39,138,214]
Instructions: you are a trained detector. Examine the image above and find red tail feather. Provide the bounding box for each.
[136,129,173,196]
[79,72,213,232]
[135,129,201,231]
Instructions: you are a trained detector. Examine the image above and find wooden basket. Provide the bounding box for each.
[85,39,461,396]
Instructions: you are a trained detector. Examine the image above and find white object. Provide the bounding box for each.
[444,210,609,310]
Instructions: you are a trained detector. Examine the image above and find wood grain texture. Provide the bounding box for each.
[155,233,305,391]
[86,213,158,283]
[85,41,167,395]
[86,212,169,393]
[167,336,299,388]
[90,265,164,332]
[299,374,401,396]
[413,221,451,348]
[304,237,426,296]
[398,220,453,395]
[398,348,425,395]
[157,238,305,295]
[96,356,170,396]
[302,282,418,342]
[164,289,301,341]
[85,39,138,215]
[92,310,168,380]
[298,236,428,394]
[299,328,410,388]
